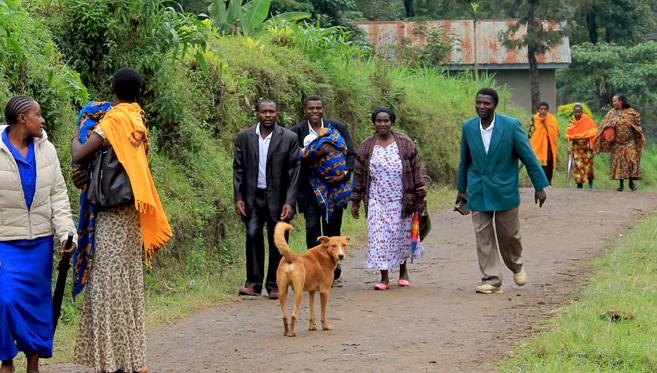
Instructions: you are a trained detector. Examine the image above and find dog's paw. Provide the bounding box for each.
[309,324,317,331]
[322,323,333,331]
[287,331,296,337]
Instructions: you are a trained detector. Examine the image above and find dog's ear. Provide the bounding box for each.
[317,236,330,245]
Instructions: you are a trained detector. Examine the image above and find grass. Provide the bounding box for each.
[501,212,657,372]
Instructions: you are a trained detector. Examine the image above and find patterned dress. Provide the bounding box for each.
[366,143,421,270]
[74,125,147,372]
[595,108,646,180]
[571,138,595,184]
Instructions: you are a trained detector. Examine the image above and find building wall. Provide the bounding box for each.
[488,69,557,114]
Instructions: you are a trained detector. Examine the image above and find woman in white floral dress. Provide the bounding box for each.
[351,107,426,290]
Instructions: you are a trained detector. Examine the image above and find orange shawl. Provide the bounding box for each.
[98,103,173,261]
[530,112,559,166]
[566,113,597,149]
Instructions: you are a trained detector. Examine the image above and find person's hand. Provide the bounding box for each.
[535,189,547,207]
[325,174,345,184]
[280,204,294,221]
[235,201,246,217]
[351,203,360,219]
[455,192,466,203]
[61,240,77,257]
[71,168,88,190]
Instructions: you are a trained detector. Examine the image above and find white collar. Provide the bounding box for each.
[479,114,496,131]
[256,123,274,139]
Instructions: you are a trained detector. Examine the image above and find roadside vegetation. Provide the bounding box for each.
[502,212,657,372]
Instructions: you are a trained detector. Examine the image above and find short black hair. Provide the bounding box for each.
[256,99,278,112]
[614,94,631,109]
[111,67,144,102]
[538,101,549,109]
[4,96,36,125]
[371,106,396,124]
[303,95,324,107]
[476,88,499,106]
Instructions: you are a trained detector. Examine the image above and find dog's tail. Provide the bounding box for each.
[274,222,297,263]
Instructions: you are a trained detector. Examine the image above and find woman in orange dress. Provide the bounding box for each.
[529,102,559,185]
[565,104,597,189]
[594,94,646,192]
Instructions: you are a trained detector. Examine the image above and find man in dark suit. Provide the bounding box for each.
[290,96,356,283]
[233,99,300,299]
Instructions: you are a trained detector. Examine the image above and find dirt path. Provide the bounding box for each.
[50,188,657,372]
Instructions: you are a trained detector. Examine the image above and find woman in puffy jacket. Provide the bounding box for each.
[0,95,76,373]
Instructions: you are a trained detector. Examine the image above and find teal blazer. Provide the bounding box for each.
[457,113,548,212]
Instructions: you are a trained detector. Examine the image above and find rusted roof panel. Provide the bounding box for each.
[354,19,571,66]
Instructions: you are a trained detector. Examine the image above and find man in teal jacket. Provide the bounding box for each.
[457,88,548,294]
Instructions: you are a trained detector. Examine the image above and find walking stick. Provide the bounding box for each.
[567,150,573,187]
[53,234,73,332]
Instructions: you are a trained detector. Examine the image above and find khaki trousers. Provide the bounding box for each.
[471,208,523,286]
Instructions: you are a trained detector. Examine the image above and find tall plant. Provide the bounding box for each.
[208,0,309,36]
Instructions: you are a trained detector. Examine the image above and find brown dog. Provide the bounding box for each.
[274,222,348,337]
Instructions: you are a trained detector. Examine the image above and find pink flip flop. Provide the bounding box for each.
[397,279,411,287]
[374,283,391,290]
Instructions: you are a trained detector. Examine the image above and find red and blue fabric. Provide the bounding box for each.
[71,101,110,296]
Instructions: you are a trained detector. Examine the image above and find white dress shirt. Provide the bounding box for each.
[307,118,324,138]
[479,114,496,154]
[256,123,273,189]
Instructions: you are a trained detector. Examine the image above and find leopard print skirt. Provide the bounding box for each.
[74,205,146,372]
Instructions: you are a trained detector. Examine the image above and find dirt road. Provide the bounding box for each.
[50,188,657,372]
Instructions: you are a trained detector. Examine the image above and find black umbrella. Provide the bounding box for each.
[53,234,73,332]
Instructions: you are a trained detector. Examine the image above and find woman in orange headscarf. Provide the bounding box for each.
[529,102,559,185]
[566,104,598,189]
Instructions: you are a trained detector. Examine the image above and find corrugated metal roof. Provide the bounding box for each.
[354,20,571,67]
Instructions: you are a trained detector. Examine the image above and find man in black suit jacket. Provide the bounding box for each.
[233,99,300,299]
[290,96,356,282]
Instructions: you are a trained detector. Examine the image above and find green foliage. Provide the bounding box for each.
[395,26,453,68]
[569,0,657,45]
[208,0,310,35]
[557,41,657,140]
[556,102,593,117]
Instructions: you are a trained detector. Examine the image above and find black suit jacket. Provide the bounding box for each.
[233,124,300,221]
[290,119,356,213]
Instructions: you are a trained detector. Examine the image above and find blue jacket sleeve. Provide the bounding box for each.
[512,121,549,191]
[456,124,470,193]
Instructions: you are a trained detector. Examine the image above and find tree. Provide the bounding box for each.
[500,0,567,112]
[404,0,414,17]
[570,0,657,45]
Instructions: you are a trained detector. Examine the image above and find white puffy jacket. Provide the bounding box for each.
[0,125,76,244]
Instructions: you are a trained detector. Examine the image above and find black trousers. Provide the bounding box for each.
[243,190,281,292]
[542,142,554,185]
[302,199,344,279]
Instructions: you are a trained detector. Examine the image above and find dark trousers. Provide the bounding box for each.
[303,199,344,279]
[542,143,554,185]
[244,190,281,292]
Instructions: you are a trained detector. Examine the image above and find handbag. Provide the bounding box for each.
[87,146,134,208]
[602,126,615,143]
[418,204,431,241]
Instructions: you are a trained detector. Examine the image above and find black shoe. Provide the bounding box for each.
[617,186,624,192]
[629,181,637,191]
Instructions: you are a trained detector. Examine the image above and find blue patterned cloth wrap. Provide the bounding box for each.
[300,125,352,220]
[71,101,111,296]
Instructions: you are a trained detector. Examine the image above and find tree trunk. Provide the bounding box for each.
[528,43,540,112]
[404,0,415,17]
[527,0,540,112]
[585,6,598,43]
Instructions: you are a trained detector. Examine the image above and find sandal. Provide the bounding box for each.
[374,283,391,290]
[397,279,411,287]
